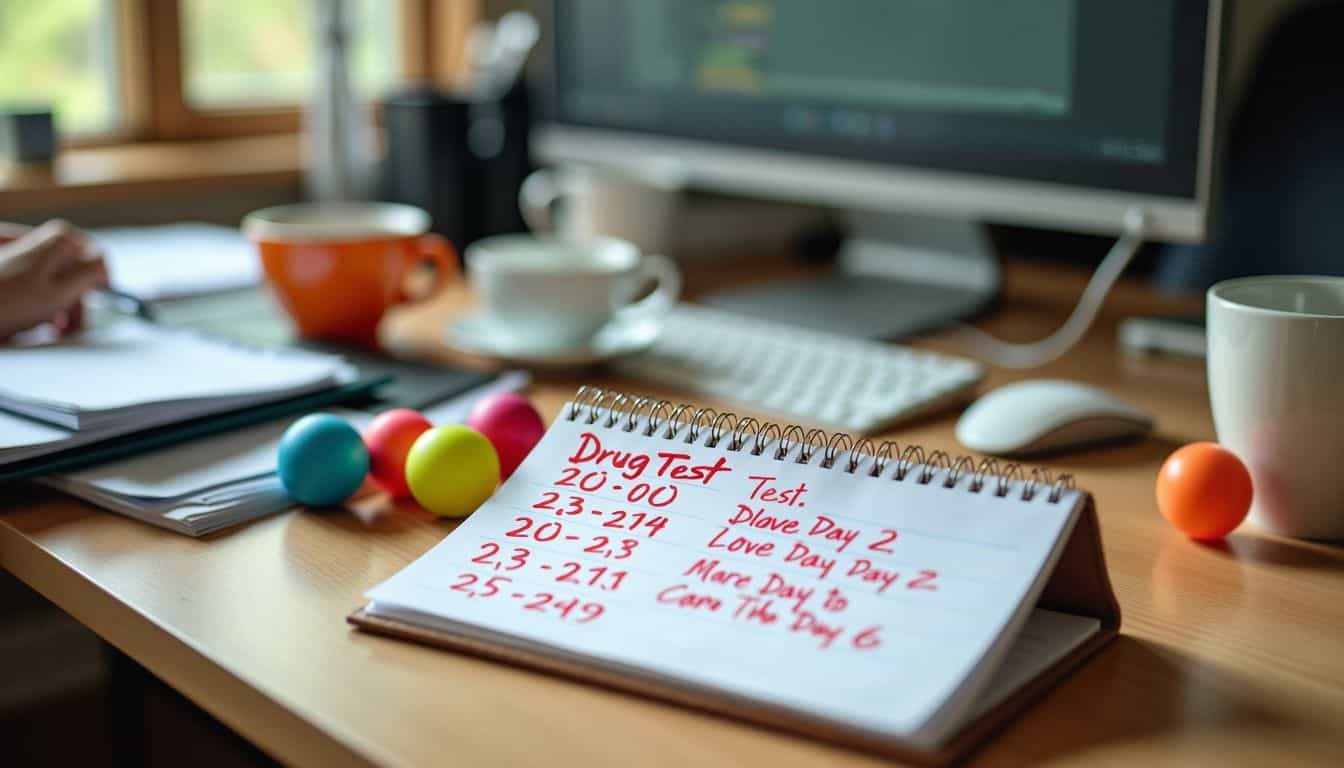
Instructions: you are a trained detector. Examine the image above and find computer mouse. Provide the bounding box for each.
[955,379,1153,457]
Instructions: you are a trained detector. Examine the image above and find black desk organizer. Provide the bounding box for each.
[380,80,534,252]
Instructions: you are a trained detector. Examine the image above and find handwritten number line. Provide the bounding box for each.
[457,521,1002,620]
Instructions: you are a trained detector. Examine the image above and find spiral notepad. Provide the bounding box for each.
[352,388,1120,765]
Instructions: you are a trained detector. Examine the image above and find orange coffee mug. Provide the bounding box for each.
[243,202,456,348]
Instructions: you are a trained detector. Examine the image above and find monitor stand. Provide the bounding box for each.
[699,210,1001,340]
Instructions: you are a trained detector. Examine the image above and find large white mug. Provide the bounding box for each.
[465,234,681,350]
[1207,276,1344,539]
[518,162,687,256]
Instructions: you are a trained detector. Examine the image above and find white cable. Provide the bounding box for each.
[952,207,1149,369]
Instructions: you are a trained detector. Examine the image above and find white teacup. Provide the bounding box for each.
[518,162,687,256]
[1208,276,1344,539]
[465,234,681,350]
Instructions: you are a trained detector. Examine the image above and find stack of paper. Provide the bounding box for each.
[43,475,291,537]
[0,319,355,466]
[1,319,351,431]
[35,372,530,536]
[39,410,368,536]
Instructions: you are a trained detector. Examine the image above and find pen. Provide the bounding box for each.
[93,288,156,322]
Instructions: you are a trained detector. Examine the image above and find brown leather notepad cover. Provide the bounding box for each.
[349,494,1120,766]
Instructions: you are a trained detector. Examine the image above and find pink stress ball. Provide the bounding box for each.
[363,408,433,497]
[467,392,546,480]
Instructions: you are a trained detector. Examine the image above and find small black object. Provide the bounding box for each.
[380,82,534,253]
[381,87,484,250]
[791,220,844,265]
[474,78,534,238]
[0,107,56,164]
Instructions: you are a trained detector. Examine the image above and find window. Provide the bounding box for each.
[182,0,400,108]
[0,0,120,135]
[0,0,476,143]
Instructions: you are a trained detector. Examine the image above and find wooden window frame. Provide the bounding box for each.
[80,0,478,145]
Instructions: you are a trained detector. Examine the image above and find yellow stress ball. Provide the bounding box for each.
[405,425,500,518]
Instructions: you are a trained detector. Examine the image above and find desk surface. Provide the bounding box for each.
[4,257,1344,767]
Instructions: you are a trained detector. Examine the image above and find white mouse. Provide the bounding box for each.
[955,379,1153,457]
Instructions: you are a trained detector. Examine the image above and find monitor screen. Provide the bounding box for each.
[546,0,1212,199]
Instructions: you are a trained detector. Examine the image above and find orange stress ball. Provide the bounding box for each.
[1156,441,1253,540]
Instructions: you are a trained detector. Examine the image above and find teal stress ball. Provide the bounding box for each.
[277,414,370,506]
[405,425,500,517]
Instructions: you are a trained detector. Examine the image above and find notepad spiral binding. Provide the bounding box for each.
[566,386,1076,504]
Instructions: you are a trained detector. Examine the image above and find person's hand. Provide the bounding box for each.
[0,220,108,341]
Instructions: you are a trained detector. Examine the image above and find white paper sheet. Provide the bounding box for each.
[93,223,261,300]
[0,319,346,414]
[366,407,1085,746]
[0,411,69,450]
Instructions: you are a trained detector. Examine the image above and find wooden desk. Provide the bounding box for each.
[4,258,1344,766]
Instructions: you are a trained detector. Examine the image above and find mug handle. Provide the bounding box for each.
[518,169,560,234]
[613,254,682,326]
[398,233,458,304]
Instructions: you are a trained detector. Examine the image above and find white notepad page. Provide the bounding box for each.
[366,408,1088,748]
[0,319,346,416]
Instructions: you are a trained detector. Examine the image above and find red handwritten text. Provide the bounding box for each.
[567,432,733,485]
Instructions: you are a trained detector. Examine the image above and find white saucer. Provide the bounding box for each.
[445,313,662,366]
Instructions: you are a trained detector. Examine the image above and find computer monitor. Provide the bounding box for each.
[535,0,1225,338]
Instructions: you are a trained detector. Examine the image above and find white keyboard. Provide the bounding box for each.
[612,305,985,434]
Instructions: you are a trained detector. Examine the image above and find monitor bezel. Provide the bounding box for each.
[534,0,1225,243]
